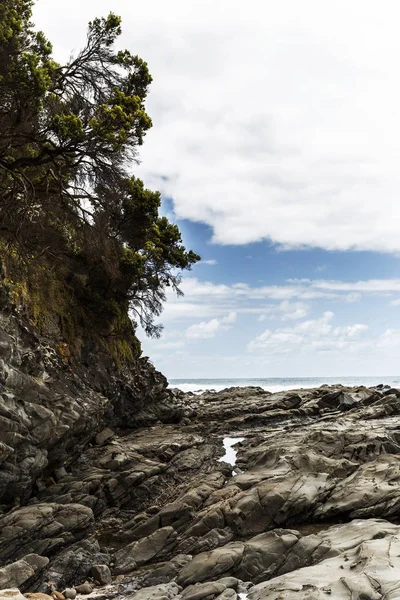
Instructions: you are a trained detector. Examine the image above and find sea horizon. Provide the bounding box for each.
[168,375,400,394]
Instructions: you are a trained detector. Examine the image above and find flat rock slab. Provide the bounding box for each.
[5,377,400,596]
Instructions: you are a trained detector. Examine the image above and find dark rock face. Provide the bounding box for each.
[0,504,94,563]
[0,297,182,508]
[3,299,400,598]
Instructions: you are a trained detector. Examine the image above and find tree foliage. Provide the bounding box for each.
[0,0,199,339]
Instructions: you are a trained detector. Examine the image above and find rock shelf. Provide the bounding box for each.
[1,315,400,600]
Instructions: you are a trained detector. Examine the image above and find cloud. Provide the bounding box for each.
[185,311,237,339]
[182,276,400,302]
[312,279,400,292]
[180,278,336,301]
[345,293,362,303]
[33,0,400,254]
[377,329,400,348]
[181,277,400,300]
[198,259,217,265]
[160,278,333,323]
[258,300,309,322]
[154,340,185,350]
[281,302,309,321]
[158,276,400,324]
[248,312,369,354]
[222,311,237,324]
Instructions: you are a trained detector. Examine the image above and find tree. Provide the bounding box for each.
[0,0,199,340]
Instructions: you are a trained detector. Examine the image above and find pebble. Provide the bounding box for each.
[51,593,66,600]
[74,583,93,595]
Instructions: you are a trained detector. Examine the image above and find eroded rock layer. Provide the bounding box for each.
[2,303,400,599]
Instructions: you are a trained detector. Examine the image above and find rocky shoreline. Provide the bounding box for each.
[2,304,400,598]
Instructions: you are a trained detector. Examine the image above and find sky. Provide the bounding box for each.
[33,0,400,378]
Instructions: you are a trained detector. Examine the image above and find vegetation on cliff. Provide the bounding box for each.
[0,0,199,362]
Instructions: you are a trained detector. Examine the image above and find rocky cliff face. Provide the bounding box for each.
[2,294,400,599]
[0,288,183,508]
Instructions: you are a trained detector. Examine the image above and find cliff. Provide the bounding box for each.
[0,276,184,509]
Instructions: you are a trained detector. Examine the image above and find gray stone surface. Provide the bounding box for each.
[248,520,400,599]
[0,555,48,590]
[3,284,400,598]
[90,565,111,585]
[113,527,178,575]
[0,590,26,600]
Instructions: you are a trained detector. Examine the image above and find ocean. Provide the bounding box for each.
[168,376,400,394]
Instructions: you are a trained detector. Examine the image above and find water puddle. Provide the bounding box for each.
[294,521,342,536]
[219,437,245,474]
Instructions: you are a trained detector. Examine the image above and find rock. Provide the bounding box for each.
[181,582,227,600]
[53,468,67,482]
[0,591,26,600]
[214,590,236,600]
[89,565,111,586]
[95,429,115,446]
[278,395,302,410]
[143,555,192,586]
[24,594,54,600]
[236,531,303,582]
[176,529,331,586]
[3,286,400,600]
[0,287,177,509]
[177,544,244,586]
[0,555,49,590]
[215,579,239,591]
[113,527,178,575]
[169,389,186,400]
[237,582,253,593]
[0,504,93,563]
[248,531,400,599]
[315,454,400,520]
[61,591,75,600]
[72,582,92,594]
[37,539,108,594]
[125,582,181,600]
[317,390,357,411]
[50,594,65,600]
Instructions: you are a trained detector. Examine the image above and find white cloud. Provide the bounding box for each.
[391,299,400,306]
[198,259,217,265]
[185,319,221,339]
[33,0,400,254]
[335,324,369,338]
[280,302,309,321]
[160,278,334,323]
[248,312,369,354]
[258,300,309,322]
[222,311,237,324]
[345,293,362,303]
[180,278,336,301]
[162,302,217,320]
[183,277,400,300]
[185,311,237,339]
[154,340,185,350]
[377,329,400,348]
[157,276,400,324]
[312,279,400,292]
